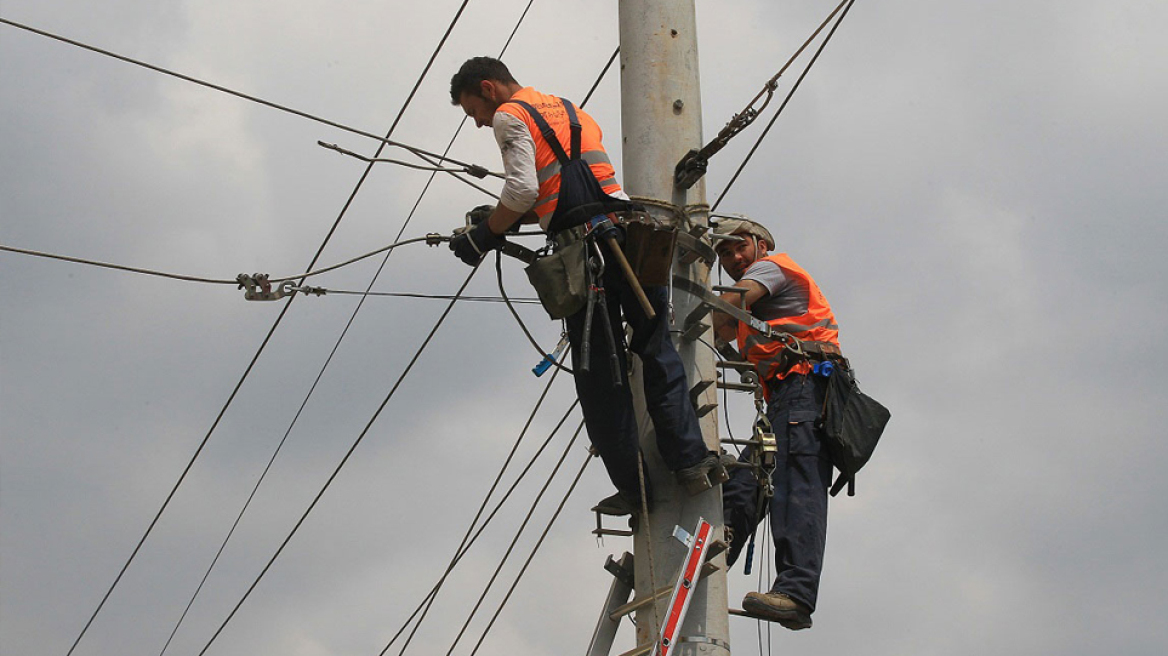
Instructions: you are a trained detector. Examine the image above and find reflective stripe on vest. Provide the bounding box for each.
[496,87,621,221]
[736,253,840,382]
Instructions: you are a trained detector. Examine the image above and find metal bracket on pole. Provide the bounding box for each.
[593,512,635,538]
[688,379,717,419]
[675,228,715,266]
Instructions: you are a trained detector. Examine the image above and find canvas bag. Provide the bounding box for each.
[822,366,891,496]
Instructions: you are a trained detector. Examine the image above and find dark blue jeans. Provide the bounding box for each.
[723,373,832,611]
[565,240,708,499]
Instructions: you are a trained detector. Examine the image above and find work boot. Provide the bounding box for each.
[591,491,646,516]
[675,452,735,496]
[742,591,813,630]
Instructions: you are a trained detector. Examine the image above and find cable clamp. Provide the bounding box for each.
[425,232,450,246]
[237,273,293,301]
[464,164,490,179]
[673,148,709,190]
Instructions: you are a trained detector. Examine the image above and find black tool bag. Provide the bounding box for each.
[821,366,891,497]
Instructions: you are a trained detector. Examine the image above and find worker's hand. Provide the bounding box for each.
[466,204,494,226]
[449,220,503,266]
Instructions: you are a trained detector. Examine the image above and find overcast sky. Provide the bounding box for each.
[3,1,1167,655]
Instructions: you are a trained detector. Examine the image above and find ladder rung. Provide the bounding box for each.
[617,642,654,656]
[609,561,722,621]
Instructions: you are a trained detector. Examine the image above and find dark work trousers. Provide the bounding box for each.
[722,373,832,612]
[564,239,708,499]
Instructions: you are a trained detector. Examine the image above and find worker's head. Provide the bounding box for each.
[450,57,521,128]
[712,215,775,281]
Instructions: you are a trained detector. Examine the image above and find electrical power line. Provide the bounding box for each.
[154,6,483,654]
[442,420,587,656]
[466,450,592,656]
[172,3,545,650]
[713,0,859,211]
[0,236,441,288]
[296,286,541,304]
[0,17,499,182]
[193,264,481,656]
[378,403,582,656]
[54,3,475,652]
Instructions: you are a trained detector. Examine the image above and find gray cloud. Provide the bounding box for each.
[3,1,1167,655]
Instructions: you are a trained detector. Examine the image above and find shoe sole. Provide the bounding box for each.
[742,597,812,630]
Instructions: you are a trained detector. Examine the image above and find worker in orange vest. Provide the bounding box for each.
[712,215,842,631]
[448,57,727,516]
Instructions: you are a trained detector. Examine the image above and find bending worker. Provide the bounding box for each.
[447,57,725,516]
[712,216,843,631]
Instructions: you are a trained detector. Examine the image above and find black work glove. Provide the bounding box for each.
[450,219,503,266]
[466,204,494,226]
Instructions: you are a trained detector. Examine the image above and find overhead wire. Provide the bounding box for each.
[466,449,592,656]
[193,263,481,656]
[295,286,541,304]
[136,3,480,652]
[0,17,501,189]
[441,420,587,656]
[179,2,538,652]
[378,401,581,656]
[0,236,442,288]
[712,0,859,211]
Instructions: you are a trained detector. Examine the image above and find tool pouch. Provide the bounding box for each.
[525,238,588,319]
[621,212,677,287]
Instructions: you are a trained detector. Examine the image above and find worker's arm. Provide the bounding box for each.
[713,279,769,343]
[489,112,540,234]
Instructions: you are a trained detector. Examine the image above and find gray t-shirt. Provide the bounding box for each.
[741,257,810,321]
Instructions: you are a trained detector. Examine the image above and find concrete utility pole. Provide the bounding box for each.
[619,1,730,654]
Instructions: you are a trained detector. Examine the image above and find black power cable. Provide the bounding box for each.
[377,401,581,656]
[441,420,587,656]
[43,2,478,653]
[0,17,498,183]
[177,2,539,652]
[193,264,480,656]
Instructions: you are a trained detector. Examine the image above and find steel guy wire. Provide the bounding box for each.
[144,4,481,652]
[581,47,620,108]
[440,419,587,656]
[466,449,592,656]
[378,400,581,656]
[712,0,859,211]
[193,263,481,656]
[693,0,851,167]
[0,17,501,186]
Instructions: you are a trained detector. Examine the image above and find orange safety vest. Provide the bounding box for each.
[496,87,621,223]
[736,253,840,382]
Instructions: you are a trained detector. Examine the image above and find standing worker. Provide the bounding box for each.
[711,216,843,631]
[447,57,726,516]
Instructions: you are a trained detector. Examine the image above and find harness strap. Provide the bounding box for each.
[506,98,580,165]
[562,98,582,160]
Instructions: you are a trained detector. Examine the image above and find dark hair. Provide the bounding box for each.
[450,57,517,105]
